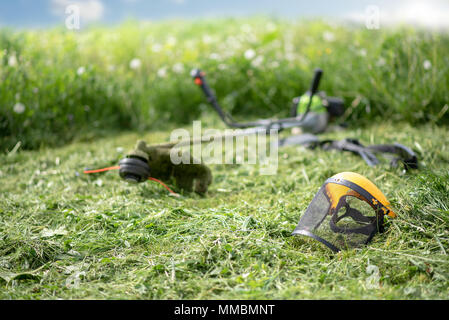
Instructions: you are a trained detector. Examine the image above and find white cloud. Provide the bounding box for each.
[346,0,449,30]
[398,1,449,29]
[51,0,104,23]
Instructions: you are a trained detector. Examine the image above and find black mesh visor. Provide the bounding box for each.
[292,183,385,252]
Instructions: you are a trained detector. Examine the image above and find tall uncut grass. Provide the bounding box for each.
[1,18,448,150]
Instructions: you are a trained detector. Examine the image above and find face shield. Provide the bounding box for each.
[292,172,395,252]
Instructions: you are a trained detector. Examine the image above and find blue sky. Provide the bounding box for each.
[0,0,448,29]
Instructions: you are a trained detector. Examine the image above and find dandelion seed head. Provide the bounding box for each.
[157,67,167,78]
[172,63,184,74]
[77,66,86,75]
[13,102,25,114]
[251,55,264,68]
[8,55,17,67]
[244,49,256,60]
[323,31,336,42]
[130,58,142,70]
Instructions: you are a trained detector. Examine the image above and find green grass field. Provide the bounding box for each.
[1,18,448,150]
[1,18,448,299]
[1,120,448,299]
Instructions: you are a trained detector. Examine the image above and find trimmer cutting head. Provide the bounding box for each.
[118,156,150,183]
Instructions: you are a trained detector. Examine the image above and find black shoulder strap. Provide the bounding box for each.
[366,143,418,170]
[319,139,380,167]
[280,134,418,171]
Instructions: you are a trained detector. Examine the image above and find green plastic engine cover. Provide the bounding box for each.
[297,94,326,114]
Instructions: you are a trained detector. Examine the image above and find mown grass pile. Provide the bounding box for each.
[1,17,448,300]
[1,18,449,150]
[1,121,448,299]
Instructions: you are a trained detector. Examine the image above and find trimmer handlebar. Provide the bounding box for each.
[191,69,210,98]
[191,69,233,125]
[191,68,268,128]
[191,67,327,132]
[309,68,323,97]
[191,69,215,104]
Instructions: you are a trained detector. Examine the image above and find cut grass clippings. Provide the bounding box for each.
[0,121,448,299]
